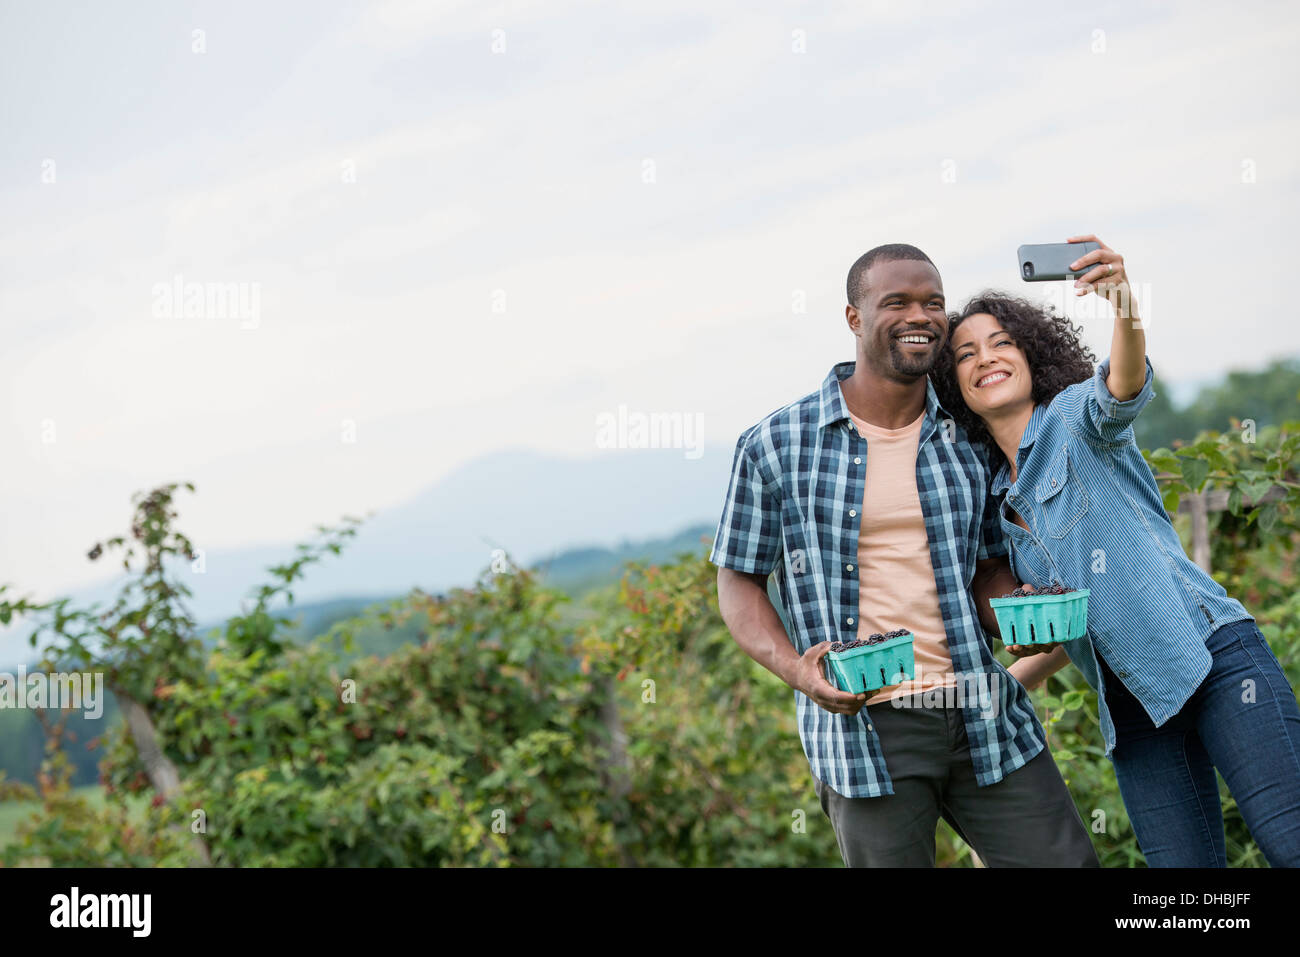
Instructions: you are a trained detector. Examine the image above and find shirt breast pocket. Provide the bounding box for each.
[1035,443,1088,539]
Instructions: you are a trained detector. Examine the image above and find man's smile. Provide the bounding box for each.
[895,331,938,347]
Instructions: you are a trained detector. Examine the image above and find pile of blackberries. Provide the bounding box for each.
[829,628,910,653]
[1000,581,1074,599]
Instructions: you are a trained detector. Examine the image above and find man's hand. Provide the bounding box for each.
[795,641,881,715]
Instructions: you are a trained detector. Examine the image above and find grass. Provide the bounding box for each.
[0,785,147,850]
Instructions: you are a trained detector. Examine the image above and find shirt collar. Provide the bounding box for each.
[990,401,1049,496]
[816,361,948,432]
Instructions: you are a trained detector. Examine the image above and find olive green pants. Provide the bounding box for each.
[813,694,1099,867]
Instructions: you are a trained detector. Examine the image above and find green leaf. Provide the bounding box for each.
[1052,749,1076,761]
[1243,480,1275,503]
[1179,457,1209,492]
[1162,487,1181,514]
[1258,503,1280,535]
[1148,449,1179,473]
[1227,486,1243,516]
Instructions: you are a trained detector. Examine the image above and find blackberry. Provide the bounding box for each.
[832,629,913,653]
[999,580,1076,599]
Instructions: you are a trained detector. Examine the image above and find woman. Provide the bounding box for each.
[932,234,1300,867]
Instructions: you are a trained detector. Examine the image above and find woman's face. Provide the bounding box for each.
[949,312,1033,419]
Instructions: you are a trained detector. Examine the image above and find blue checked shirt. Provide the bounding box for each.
[710,361,1046,798]
[991,357,1253,756]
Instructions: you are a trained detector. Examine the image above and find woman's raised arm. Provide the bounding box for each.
[1067,233,1146,401]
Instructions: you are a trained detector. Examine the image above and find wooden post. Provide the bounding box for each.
[1188,490,1211,574]
[596,675,637,867]
[1168,476,1284,573]
[118,694,212,866]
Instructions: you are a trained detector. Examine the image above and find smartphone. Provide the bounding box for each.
[1017,241,1101,282]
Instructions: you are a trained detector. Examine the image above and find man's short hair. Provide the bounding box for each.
[846,244,936,307]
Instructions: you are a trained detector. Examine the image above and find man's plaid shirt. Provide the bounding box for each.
[709,361,1046,798]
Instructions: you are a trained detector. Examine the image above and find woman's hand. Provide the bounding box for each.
[1007,645,1072,692]
[1067,232,1146,400]
[1005,639,1061,658]
[1067,233,1128,295]
[1066,234,1135,320]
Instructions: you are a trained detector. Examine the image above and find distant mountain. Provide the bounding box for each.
[0,444,732,668]
[531,522,716,597]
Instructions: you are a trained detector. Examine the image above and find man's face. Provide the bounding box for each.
[847,259,948,380]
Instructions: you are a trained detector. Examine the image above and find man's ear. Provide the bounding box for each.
[845,303,861,335]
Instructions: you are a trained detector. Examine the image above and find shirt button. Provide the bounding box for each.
[847,617,855,625]
[846,563,854,571]
[1051,479,1058,487]
[854,457,862,465]
[849,509,857,517]
[867,724,874,732]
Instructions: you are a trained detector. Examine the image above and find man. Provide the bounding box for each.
[710,244,1097,867]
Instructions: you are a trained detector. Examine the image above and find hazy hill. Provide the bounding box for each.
[0,445,732,668]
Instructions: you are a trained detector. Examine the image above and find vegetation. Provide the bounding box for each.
[1135,358,1300,453]
[0,494,838,866]
[0,395,1296,866]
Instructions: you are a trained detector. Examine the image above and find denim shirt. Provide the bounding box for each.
[990,357,1253,755]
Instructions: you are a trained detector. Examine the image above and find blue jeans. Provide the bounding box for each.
[1099,618,1300,867]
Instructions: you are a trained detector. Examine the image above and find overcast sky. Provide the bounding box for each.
[3,0,1298,602]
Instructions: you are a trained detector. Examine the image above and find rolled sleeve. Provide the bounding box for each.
[1094,356,1154,420]
[1064,355,1155,445]
[709,432,782,576]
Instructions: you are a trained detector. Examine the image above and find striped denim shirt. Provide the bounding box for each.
[710,361,1046,798]
[991,357,1254,754]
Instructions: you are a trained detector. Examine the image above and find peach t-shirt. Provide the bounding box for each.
[845,405,955,703]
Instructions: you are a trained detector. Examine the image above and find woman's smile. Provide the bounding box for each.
[975,370,1012,388]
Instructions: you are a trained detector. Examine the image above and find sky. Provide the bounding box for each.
[3,0,1299,603]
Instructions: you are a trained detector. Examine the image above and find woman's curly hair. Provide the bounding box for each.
[931,291,1098,450]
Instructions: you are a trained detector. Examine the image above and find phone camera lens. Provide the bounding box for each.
[1022,262,1034,279]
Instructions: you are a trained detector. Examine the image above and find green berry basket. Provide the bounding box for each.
[825,632,915,694]
[988,589,1090,646]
